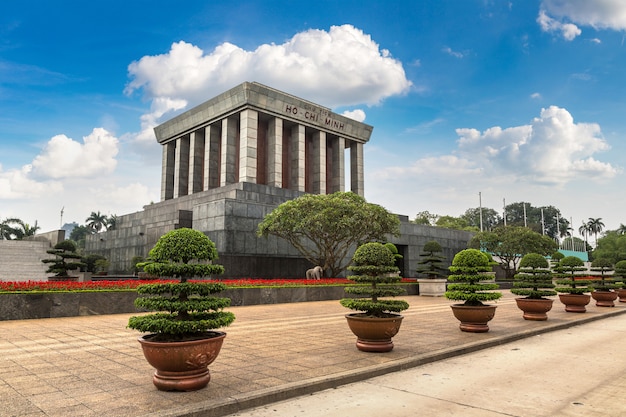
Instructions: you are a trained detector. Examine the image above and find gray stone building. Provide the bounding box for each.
[86,82,473,277]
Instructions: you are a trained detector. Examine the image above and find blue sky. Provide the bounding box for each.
[1,0,625,235]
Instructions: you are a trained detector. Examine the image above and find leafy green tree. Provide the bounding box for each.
[257,192,400,277]
[435,215,477,231]
[70,225,93,249]
[460,207,501,231]
[412,210,438,225]
[592,231,626,264]
[86,211,108,232]
[504,203,568,239]
[617,224,626,235]
[469,226,558,278]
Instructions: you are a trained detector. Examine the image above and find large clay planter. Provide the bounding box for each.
[138,331,226,391]
[514,298,554,321]
[591,291,618,307]
[417,278,447,297]
[617,288,626,303]
[345,313,403,352]
[558,293,591,313]
[450,304,497,333]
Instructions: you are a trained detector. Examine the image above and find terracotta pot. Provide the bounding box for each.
[617,288,626,303]
[514,298,554,321]
[345,313,403,352]
[417,278,447,297]
[558,293,591,313]
[450,304,497,333]
[591,291,618,307]
[138,331,226,391]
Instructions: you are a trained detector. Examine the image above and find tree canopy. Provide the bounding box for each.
[469,226,558,278]
[592,231,626,264]
[257,192,400,277]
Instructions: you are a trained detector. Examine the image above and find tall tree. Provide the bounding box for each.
[86,211,108,233]
[578,221,591,249]
[257,192,400,277]
[460,207,501,231]
[412,210,438,226]
[586,217,605,248]
[618,224,626,235]
[593,231,626,264]
[469,226,558,278]
[504,202,568,239]
[0,218,24,240]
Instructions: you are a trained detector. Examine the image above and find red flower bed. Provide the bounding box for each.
[0,278,416,293]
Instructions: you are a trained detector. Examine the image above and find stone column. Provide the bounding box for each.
[290,124,305,192]
[204,124,221,190]
[173,135,190,198]
[311,131,326,194]
[350,141,364,197]
[239,109,258,183]
[161,141,176,200]
[267,117,283,188]
[188,128,205,194]
[331,136,345,193]
[220,117,238,186]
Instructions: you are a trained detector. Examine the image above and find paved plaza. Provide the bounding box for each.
[1,291,625,417]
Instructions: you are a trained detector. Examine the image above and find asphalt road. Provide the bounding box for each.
[227,313,626,417]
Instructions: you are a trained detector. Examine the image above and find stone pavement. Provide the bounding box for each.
[1,291,625,417]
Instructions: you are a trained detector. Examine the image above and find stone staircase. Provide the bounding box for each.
[0,240,52,282]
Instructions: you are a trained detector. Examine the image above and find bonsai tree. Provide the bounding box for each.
[340,242,409,317]
[616,260,626,290]
[42,240,86,277]
[553,256,592,295]
[511,253,557,299]
[589,258,617,291]
[416,240,447,279]
[445,249,502,306]
[549,251,565,269]
[128,228,235,342]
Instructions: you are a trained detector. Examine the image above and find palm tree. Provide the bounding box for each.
[617,223,626,235]
[578,221,591,249]
[17,220,40,238]
[86,211,108,233]
[107,214,117,231]
[586,217,605,248]
[0,218,24,240]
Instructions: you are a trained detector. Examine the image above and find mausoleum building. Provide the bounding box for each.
[86,82,473,277]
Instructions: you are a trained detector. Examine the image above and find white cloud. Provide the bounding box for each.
[0,164,63,199]
[530,92,542,99]
[124,24,412,145]
[537,10,582,40]
[31,128,119,179]
[341,109,366,122]
[539,0,626,39]
[442,46,465,58]
[456,106,618,184]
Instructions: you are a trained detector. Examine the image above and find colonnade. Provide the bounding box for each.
[160,109,365,200]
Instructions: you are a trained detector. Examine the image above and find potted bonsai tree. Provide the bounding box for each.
[511,253,557,321]
[127,228,235,391]
[340,242,409,352]
[415,240,448,296]
[615,260,626,303]
[42,240,86,281]
[589,258,618,307]
[445,249,502,333]
[553,256,592,313]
